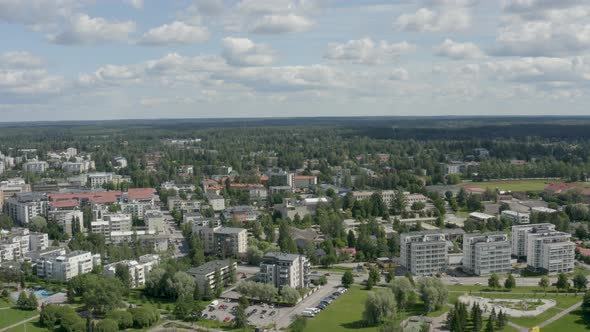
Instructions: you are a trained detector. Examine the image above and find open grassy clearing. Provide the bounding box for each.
[461,179,553,191]
[542,308,590,332]
[0,308,38,329]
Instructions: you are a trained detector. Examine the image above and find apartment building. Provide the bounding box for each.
[195,226,247,258]
[468,212,496,223]
[463,232,511,276]
[187,260,237,292]
[501,210,530,224]
[293,175,317,189]
[90,214,132,237]
[47,209,84,235]
[0,178,31,207]
[511,223,556,258]
[223,206,257,222]
[206,193,226,211]
[88,172,114,188]
[22,161,49,174]
[103,254,160,288]
[144,210,166,234]
[7,192,48,224]
[35,250,101,281]
[62,162,90,174]
[352,190,396,208]
[167,197,202,213]
[400,230,448,276]
[259,252,310,289]
[526,231,575,274]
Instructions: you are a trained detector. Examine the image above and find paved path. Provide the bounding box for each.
[0,315,39,332]
[539,301,582,328]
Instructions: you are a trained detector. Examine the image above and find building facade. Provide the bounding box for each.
[511,223,556,258]
[187,260,237,292]
[463,232,511,276]
[258,252,310,289]
[35,250,101,281]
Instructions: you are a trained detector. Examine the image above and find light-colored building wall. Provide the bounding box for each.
[463,232,511,276]
[510,223,555,258]
[258,253,310,289]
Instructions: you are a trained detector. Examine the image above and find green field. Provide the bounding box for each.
[543,308,590,332]
[0,308,39,329]
[5,321,49,332]
[461,179,553,191]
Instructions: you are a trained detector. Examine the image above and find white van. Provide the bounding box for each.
[305,308,320,314]
[301,311,316,318]
[210,300,219,306]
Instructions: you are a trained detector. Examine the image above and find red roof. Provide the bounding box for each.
[577,243,590,256]
[49,200,79,209]
[340,247,357,255]
[294,175,316,180]
[48,191,121,205]
[127,188,156,201]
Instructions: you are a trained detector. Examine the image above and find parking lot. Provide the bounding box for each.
[200,274,345,329]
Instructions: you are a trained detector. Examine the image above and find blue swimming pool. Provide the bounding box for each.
[10,289,54,301]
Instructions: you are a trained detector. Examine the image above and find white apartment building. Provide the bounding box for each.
[501,210,530,224]
[469,212,496,223]
[526,231,575,274]
[62,162,90,174]
[144,210,166,234]
[35,250,101,281]
[259,253,310,290]
[187,260,237,292]
[167,197,202,213]
[29,232,49,252]
[532,207,558,214]
[206,193,226,211]
[352,190,396,208]
[47,209,84,235]
[0,228,49,262]
[88,172,114,188]
[22,161,49,174]
[463,232,511,276]
[0,160,4,175]
[91,213,132,236]
[195,226,247,258]
[511,223,556,258]
[400,230,448,276]
[7,192,48,224]
[103,254,160,288]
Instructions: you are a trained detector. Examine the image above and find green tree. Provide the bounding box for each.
[233,300,248,329]
[280,286,300,305]
[389,277,415,311]
[556,273,569,293]
[115,264,131,288]
[214,268,223,297]
[471,303,483,332]
[583,291,590,312]
[105,310,133,329]
[362,290,397,326]
[95,319,119,332]
[342,271,354,288]
[504,274,515,289]
[488,274,500,289]
[574,273,588,293]
[539,276,550,295]
[484,315,495,332]
[418,278,448,313]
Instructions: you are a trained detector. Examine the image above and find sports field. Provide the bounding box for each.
[461,179,554,192]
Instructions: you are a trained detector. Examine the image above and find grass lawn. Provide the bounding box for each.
[303,287,377,332]
[448,288,583,328]
[0,308,39,329]
[5,321,49,332]
[542,308,590,332]
[0,298,13,308]
[461,179,553,191]
[316,266,355,274]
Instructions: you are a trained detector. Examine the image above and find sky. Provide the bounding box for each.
[1,0,590,121]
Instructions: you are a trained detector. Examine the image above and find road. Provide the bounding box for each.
[439,276,557,287]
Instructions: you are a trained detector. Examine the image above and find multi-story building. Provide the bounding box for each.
[463,232,511,276]
[468,212,496,223]
[526,231,575,274]
[501,210,530,224]
[0,160,4,175]
[258,252,310,289]
[112,156,128,169]
[35,250,101,281]
[90,214,132,236]
[167,197,202,213]
[196,226,247,258]
[400,230,449,276]
[206,193,226,211]
[103,254,159,288]
[223,206,257,222]
[29,232,49,252]
[267,169,294,188]
[351,190,396,208]
[511,223,556,258]
[7,192,48,224]
[88,172,114,188]
[47,209,84,235]
[293,175,317,189]
[0,178,31,209]
[187,260,237,292]
[144,210,166,234]
[22,161,49,174]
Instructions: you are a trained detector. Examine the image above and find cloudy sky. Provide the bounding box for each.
[1,0,590,121]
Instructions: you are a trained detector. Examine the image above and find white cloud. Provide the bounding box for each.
[324,38,415,65]
[49,14,136,45]
[139,21,209,45]
[484,56,590,82]
[0,69,64,95]
[395,7,471,32]
[435,39,484,60]
[389,68,409,80]
[0,0,81,25]
[125,0,143,9]
[0,51,44,68]
[221,37,276,66]
[250,14,313,34]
